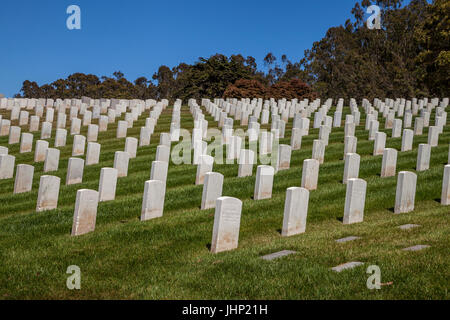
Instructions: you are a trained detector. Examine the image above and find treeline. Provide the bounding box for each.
[16,0,448,101]
[17,54,315,102]
[301,0,449,100]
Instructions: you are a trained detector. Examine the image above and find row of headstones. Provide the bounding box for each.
[0,102,160,139]
[0,96,164,110]
[195,95,450,198]
[207,162,450,253]
[41,144,450,246]
[0,98,167,136]
[0,99,174,236]
[0,96,174,185]
[18,132,174,236]
[0,97,171,144]
[216,95,445,163]
[0,96,155,129]
[74,98,446,251]
[0,128,147,174]
[7,99,447,253]
[202,98,323,130]
[0,140,138,193]
[20,132,174,210]
[210,97,448,120]
[5,109,440,169]
[202,96,447,141]
[0,97,171,166]
[206,97,322,124]
[201,97,449,253]
[204,95,447,183]
[191,136,450,215]
[74,102,183,232]
[0,101,175,224]
[73,101,180,235]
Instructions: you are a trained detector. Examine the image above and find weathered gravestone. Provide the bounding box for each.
[87,124,99,142]
[441,165,450,205]
[276,145,292,171]
[114,151,130,177]
[428,126,439,147]
[150,161,169,183]
[98,168,118,202]
[281,187,309,237]
[254,165,275,200]
[72,135,86,156]
[86,142,101,166]
[394,171,417,214]
[8,126,21,144]
[238,149,255,178]
[66,158,85,185]
[381,148,397,177]
[43,148,60,172]
[414,117,424,135]
[196,155,214,185]
[71,189,99,236]
[373,132,386,156]
[70,118,81,135]
[160,133,171,147]
[14,164,34,194]
[343,178,367,224]
[141,180,166,221]
[343,153,360,184]
[312,139,325,164]
[401,129,414,152]
[416,144,431,171]
[117,121,128,138]
[36,175,60,212]
[41,122,52,139]
[20,133,33,153]
[301,159,319,191]
[139,127,152,147]
[125,137,138,158]
[210,197,243,254]
[55,128,67,147]
[155,145,170,163]
[34,140,49,162]
[344,136,357,156]
[201,172,224,210]
[290,128,302,150]
[29,116,40,132]
[0,154,15,179]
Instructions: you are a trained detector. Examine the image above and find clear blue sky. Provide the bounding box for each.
[0,0,373,97]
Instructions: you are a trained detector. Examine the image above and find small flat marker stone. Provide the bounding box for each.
[336,236,361,243]
[402,245,430,251]
[331,261,364,272]
[261,250,297,261]
[398,224,420,230]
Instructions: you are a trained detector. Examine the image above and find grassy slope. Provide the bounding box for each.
[0,104,449,300]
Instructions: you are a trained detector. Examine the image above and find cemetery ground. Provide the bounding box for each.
[0,105,448,300]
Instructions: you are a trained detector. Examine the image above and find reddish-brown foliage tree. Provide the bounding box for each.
[223,79,267,99]
[269,79,318,100]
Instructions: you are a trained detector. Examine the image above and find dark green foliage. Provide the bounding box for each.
[301,0,449,100]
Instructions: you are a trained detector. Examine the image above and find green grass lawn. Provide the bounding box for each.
[0,104,449,300]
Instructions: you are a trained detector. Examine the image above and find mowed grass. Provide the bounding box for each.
[0,104,449,300]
